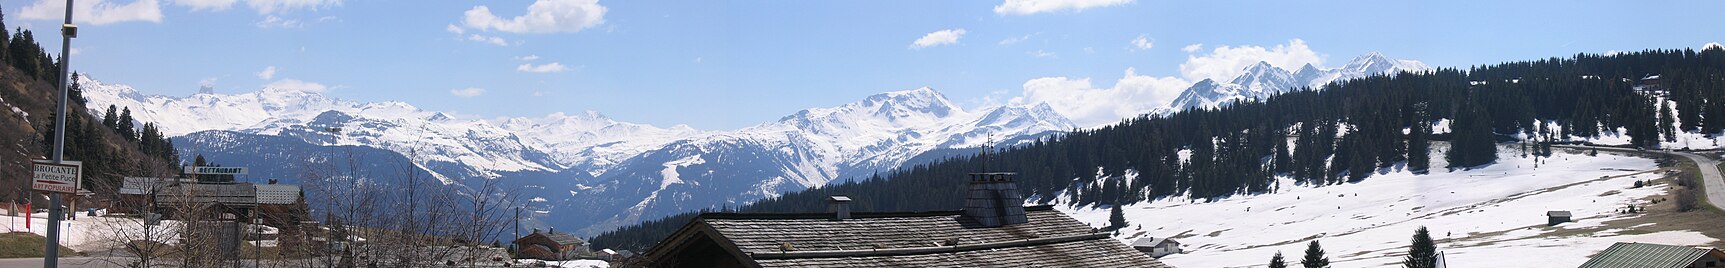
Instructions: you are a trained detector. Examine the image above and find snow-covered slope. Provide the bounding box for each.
[1167,52,1431,112]
[1056,146,1713,267]
[80,76,1076,235]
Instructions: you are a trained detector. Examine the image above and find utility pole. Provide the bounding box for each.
[512,207,520,254]
[45,0,78,266]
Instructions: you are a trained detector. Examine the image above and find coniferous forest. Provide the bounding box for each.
[591,48,1725,251]
[0,7,183,206]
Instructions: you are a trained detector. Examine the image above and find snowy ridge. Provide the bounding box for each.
[80,76,1077,235]
[78,75,699,177]
[568,87,1077,234]
[1166,52,1432,112]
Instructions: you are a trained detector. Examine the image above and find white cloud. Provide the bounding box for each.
[245,0,342,14]
[69,48,82,56]
[255,15,303,28]
[911,29,966,49]
[1009,68,1189,127]
[445,24,466,34]
[514,55,541,61]
[993,0,1133,16]
[462,0,607,34]
[450,87,486,98]
[1179,39,1323,82]
[531,91,545,97]
[21,0,164,25]
[1181,43,1202,53]
[1130,35,1153,51]
[1028,50,1057,58]
[199,77,218,88]
[263,79,328,92]
[517,62,570,73]
[1705,42,1724,51]
[1604,50,1623,56]
[999,34,1033,45]
[468,34,510,46]
[172,0,237,11]
[255,66,278,79]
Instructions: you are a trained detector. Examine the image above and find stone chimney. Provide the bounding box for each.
[828,195,852,221]
[964,172,1027,227]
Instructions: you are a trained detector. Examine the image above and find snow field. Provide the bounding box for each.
[1056,146,1713,267]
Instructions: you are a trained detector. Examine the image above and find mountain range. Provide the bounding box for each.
[77,52,1421,236]
[80,78,1075,236]
[1163,52,1431,113]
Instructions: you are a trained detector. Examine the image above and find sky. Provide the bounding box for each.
[3,0,1722,129]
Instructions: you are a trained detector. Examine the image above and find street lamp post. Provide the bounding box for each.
[45,0,78,267]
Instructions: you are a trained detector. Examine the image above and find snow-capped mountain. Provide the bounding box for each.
[79,76,697,180]
[566,87,1076,234]
[80,77,1075,236]
[1166,52,1430,112]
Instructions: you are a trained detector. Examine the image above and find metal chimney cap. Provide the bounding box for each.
[828,196,852,202]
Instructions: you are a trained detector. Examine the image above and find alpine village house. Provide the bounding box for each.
[628,172,1173,267]
[514,228,591,261]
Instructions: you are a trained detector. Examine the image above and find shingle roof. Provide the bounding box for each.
[255,184,301,204]
[544,232,585,246]
[693,205,1170,268]
[1579,242,1715,268]
[1132,237,1176,248]
[753,237,1160,267]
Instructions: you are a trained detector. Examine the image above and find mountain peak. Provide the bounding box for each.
[1246,61,1276,70]
[1295,63,1321,74]
[1167,52,1429,114]
[1339,52,1430,78]
[874,87,948,103]
[861,87,960,119]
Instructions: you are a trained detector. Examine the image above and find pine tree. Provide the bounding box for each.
[1659,100,1676,142]
[101,105,118,130]
[1446,96,1496,168]
[118,107,137,141]
[1403,226,1437,268]
[1109,203,1127,228]
[1301,240,1330,268]
[1269,251,1289,268]
[1407,102,1431,174]
[1273,134,1293,174]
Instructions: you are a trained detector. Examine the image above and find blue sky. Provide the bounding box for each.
[5,0,1722,129]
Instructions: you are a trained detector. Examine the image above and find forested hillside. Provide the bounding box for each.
[590,47,1725,251]
[0,7,180,206]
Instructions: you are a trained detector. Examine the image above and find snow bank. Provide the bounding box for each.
[2,213,181,252]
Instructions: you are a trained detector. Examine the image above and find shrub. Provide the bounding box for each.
[1675,188,1699,212]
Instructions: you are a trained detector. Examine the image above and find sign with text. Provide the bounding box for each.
[184,166,248,175]
[31,160,82,193]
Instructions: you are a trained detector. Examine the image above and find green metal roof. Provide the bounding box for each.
[1578,242,1710,268]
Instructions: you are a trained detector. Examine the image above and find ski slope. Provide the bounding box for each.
[1057,146,1716,267]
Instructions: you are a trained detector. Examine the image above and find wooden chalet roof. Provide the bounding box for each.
[1132,237,1177,248]
[639,205,1171,267]
[543,232,585,246]
[1579,242,1723,268]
